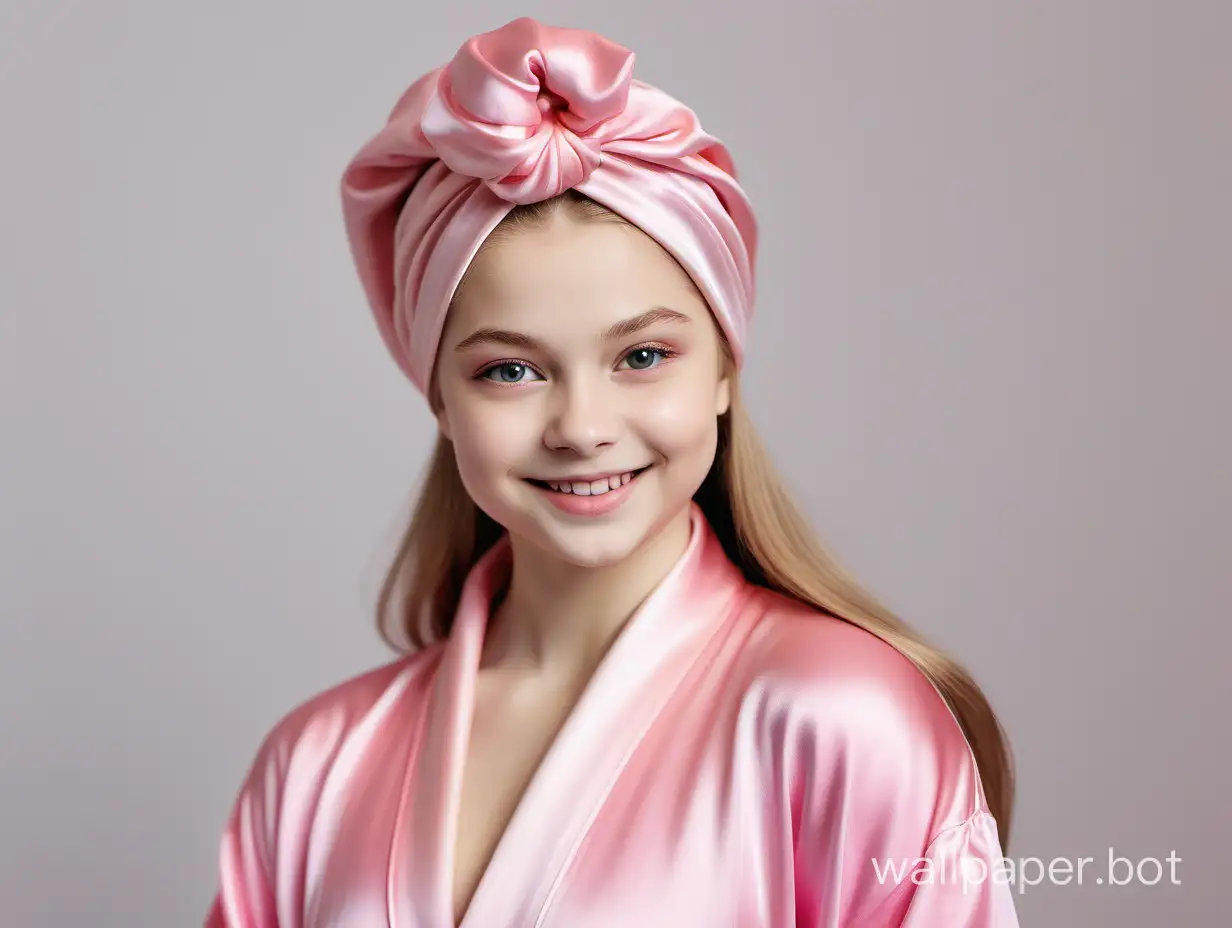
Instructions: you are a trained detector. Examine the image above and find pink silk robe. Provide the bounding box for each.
[206,504,1020,926]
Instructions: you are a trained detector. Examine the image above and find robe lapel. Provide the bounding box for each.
[390,503,748,928]
[387,533,506,928]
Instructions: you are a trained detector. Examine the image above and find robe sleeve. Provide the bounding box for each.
[781,624,1021,926]
[886,810,1020,926]
[201,657,414,927]
[203,724,291,927]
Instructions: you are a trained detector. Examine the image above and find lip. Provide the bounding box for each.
[525,466,651,517]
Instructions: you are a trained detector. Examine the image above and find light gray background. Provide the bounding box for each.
[2,1,1228,925]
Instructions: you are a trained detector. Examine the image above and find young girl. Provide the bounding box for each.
[206,17,1019,927]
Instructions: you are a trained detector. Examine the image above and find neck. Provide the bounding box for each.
[480,506,694,680]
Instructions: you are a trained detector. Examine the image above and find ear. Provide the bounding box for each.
[715,372,731,417]
[428,374,453,440]
[435,404,453,442]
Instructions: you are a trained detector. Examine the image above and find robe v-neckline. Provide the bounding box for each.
[385,503,747,928]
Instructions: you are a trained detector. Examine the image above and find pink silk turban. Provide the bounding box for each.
[339,17,759,396]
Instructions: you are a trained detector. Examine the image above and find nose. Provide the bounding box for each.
[542,375,619,455]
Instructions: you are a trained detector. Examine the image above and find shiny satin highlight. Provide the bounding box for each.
[340,17,757,396]
[206,505,1019,926]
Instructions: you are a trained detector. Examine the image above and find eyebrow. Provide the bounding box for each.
[452,306,691,353]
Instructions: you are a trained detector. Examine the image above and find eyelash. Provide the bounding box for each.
[474,342,679,384]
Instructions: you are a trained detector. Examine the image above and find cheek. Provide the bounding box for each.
[636,376,721,458]
[448,397,538,481]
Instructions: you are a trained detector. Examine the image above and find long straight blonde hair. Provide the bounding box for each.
[376,191,1016,847]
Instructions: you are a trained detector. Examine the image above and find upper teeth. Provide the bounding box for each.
[547,471,637,495]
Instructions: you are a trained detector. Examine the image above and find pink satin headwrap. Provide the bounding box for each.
[340,17,758,395]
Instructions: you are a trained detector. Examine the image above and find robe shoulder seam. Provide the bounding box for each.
[922,807,999,857]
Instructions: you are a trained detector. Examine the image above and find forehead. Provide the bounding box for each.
[445,216,709,333]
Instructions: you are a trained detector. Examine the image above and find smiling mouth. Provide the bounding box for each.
[526,466,652,496]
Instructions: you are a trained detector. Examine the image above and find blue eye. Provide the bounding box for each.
[621,347,668,371]
[625,347,665,369]
[479,362,541,383]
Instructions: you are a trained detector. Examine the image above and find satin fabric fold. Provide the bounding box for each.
[340,17,757,396]
[206,504,1019,926]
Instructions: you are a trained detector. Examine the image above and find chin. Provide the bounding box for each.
[532,521,649,569]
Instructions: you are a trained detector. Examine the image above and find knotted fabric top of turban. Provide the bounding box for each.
[340,16,758,396]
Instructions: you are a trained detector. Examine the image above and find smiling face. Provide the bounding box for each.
[433,206,731,568]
